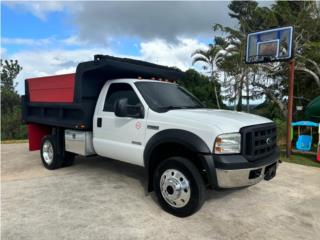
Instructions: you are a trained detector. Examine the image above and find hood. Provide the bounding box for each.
[163,109,272,133]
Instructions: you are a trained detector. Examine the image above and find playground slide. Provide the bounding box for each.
[305,96,320,161]
[306,96,320,122]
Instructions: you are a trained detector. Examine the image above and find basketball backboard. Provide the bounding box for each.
[245,26,293,64]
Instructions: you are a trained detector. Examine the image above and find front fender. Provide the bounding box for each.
[143,129,214,192]
[144,129,211,166]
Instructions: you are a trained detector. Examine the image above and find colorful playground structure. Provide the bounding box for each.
[292,96,320,162]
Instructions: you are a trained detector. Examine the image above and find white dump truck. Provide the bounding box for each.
[22,55,279,217]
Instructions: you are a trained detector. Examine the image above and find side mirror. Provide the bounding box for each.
[114,98,144,118]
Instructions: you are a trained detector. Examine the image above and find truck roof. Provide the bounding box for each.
[108,78,177,84]
[76,55,182,94]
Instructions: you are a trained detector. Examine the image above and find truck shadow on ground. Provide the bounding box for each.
[74,155,239,202]
[74,155,146,188]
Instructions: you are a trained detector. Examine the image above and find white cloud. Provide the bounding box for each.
[8,37,206,94]
[2,37,53,46]
[54,67,78,75]
[10,47,114,94]
[61,36,86,46]
[73,1,234,43]
[140,38,207,71]
[4,1,234,43]
[1,47,7,58]
[5,1,65,20]
[2,36,87,48]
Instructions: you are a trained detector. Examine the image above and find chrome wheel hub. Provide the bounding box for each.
[42,140,54,165]
[160,169,191,208]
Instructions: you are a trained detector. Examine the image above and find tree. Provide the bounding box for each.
[211,0,266,112]
[252,0,320,118]
[191,44,224,109]
[1,60,22,90]
[1,59,26,140]
[206,0,320,118]
[211,32,249,111]
[273,1,320,88]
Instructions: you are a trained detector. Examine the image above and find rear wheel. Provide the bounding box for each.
[41,135,63,170]
[153,157,206,217]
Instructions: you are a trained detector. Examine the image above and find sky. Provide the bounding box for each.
[1,1,268,95]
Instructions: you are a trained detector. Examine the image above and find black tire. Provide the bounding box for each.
[62,152,75,167]
[153,157,206,217]
[40,135,63,170]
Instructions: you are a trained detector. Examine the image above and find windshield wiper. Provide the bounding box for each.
[158,105,203,112]
[183,106,204,109]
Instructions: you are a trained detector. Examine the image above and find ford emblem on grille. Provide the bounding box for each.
[266,137,272,145]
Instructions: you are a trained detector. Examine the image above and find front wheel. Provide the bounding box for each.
[153,157,206,217]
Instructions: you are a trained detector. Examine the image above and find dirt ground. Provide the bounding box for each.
[1,143,320,240]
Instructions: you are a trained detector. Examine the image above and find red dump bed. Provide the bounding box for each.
[27,73,76,103]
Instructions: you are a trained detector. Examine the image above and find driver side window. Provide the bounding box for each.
[103,83,141,112]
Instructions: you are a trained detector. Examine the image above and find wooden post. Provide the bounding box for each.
[286,60,295,158]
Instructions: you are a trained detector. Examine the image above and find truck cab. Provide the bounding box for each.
[22,55,279,217]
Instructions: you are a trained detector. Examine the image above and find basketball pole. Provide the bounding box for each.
[286,60,295,158]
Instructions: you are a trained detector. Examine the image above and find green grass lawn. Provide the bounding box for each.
[280,151,320,168]
[279,143,320,168]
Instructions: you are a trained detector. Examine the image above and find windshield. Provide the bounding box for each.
[135,81,204,112]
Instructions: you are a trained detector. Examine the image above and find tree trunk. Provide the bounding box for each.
[236,71,245,111]
[254,82,288,118]
[233,81,238,110]
[214,83,221,109]
[295,66,320,88]
[210,63,220,109]
[246,73,251,112]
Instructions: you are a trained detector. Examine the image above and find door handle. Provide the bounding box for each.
[97,117,102,127]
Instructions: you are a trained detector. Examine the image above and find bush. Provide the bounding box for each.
[1,104,27,140]
[274,118,286,145]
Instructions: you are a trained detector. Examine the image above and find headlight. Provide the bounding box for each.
[214,133,241,154]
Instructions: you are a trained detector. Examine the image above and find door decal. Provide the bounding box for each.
[135,121,142,129]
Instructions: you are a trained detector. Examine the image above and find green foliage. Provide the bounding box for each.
[273,118,287,145]
[212,1,262,111]
[207,0,320,120]
[190,0,320,146]
[253,100,285,120]
[179,69,224,108]
[271,1,320,111]
[280,151,320,168]
[1,59,27,140]
[1,60,22,91]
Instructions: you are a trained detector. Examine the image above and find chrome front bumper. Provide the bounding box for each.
[216,160,279,188]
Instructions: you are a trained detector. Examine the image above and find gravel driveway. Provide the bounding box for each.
[1,143,320,240]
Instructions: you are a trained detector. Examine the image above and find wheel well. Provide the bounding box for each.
[147,142,207,192]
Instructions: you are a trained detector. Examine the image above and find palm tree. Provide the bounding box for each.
[191,44,224,109]
[212,26,251,112]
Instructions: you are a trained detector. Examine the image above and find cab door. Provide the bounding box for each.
[93,82,147,166]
